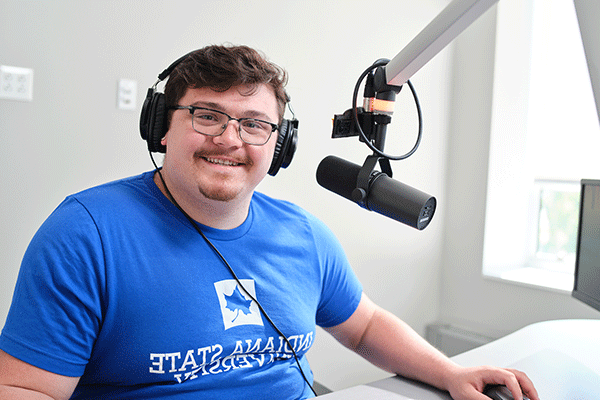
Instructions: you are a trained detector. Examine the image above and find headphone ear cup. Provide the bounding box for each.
[140,90,167,153]
[268,118,298,176]
[140,51,196,153]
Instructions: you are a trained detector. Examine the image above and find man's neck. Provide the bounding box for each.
[152,170,250,230]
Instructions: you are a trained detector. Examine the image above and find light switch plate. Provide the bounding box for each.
[117,78,137,110]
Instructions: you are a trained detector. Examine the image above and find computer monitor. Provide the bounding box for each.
[572,179,600,312]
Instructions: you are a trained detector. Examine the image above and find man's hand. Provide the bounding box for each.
[444,366,539,400]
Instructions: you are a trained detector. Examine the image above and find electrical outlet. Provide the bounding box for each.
[0,65,33,101]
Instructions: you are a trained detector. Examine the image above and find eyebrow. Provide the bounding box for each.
[189,101,275,122]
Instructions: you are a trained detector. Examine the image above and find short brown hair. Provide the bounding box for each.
[164,44,289,121]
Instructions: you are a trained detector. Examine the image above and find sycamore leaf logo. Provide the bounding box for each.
[225,285,254,322]
[214,279,264,330]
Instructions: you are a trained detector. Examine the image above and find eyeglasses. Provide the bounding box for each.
[169,105,279,146]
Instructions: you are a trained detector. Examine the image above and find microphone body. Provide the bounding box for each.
[316,155,436,230]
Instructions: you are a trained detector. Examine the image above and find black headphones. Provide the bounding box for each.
[140,52,298,176]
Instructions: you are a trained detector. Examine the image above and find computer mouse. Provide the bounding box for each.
[483,385,530,400]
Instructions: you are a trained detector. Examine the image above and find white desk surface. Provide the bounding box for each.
[320,319,600,400]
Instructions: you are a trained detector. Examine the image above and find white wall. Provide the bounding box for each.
[0,0,451,391]
[440,4,600,337]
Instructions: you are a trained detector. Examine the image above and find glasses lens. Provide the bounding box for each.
[239,119,273,145]
[191,109,227,136]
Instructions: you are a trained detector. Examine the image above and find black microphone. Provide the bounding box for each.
[316,155,436,230]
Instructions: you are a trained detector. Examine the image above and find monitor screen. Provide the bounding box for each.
[572,179,600,312]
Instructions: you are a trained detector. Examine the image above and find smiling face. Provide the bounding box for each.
[159,84,279,211]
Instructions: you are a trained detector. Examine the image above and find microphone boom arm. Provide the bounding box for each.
[385,0,499,86]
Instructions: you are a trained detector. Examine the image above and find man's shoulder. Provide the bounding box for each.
[55,171,157,219]
[72,171,153,200]
[251,191,307,218]
[251,191,331,234]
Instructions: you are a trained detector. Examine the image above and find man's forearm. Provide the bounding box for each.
[353,306,460,391]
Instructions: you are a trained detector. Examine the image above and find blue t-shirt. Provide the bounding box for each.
[0,171,362,399]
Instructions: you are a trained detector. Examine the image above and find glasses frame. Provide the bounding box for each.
[169,105,279,146]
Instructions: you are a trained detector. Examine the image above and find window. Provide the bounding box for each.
[531,179,579,272]
[482,0,600,292]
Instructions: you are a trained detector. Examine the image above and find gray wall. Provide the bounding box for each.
[1,0,450,390]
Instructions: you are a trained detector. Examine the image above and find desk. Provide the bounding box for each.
[320,319,600,399]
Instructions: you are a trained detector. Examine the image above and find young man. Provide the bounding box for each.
[0,45,538,400]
